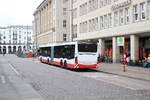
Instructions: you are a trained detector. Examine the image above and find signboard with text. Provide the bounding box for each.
[117,37,124,46]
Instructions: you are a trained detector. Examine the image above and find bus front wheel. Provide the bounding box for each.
[60,60,63,67]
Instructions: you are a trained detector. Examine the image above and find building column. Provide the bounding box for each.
[1,45,4,53]
[16,45,18,51]
[98,38,105,56]
[112,37,120,63]
[5,45,8,54]
[130,35,139,63]
[11,45,13,53]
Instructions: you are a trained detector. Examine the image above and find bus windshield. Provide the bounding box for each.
[78,43,97,52]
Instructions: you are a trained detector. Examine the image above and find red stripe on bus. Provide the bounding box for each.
[66,63,74,68]
[77,64,97,69]
[41,59,97,69]
[51,60,60,66]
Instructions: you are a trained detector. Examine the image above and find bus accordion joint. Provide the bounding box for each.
[75,56,78,64]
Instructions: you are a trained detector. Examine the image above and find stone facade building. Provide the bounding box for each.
[33,0,150,63]
[0,25,33,54]
[73,0,150,63]
[33,0,72,50]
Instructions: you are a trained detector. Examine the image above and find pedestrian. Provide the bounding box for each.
[32,52,35,61]
[2,51,5,56]
[143,54,150,68]
[126,55,130,65]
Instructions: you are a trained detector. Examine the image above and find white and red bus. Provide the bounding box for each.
[39,41,99,69]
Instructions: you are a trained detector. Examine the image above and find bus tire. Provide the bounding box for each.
[40,57,42,62]
[63,60,67,68]
[60,60,63,67]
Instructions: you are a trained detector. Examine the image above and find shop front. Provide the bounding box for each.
[139,37,150,60]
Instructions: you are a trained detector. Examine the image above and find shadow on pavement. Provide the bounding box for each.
[69,68,99,73]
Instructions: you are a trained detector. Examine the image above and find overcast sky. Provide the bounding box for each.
[0,0,43,26]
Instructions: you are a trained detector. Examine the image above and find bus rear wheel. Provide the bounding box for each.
[47,58,49,64]
[40,57,42,62]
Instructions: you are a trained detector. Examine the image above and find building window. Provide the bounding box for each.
[148,1,150,19]
[95,17,98,31]
[73,8,77,19]
[73,25,77,38]
[114,11,119,26]
[63,20,67,27]
[100,16,104,30]
[140,2,146,20]
[80,21,87,33]
[79,3,87,16]
[119,9,124,25]
[104,15,108,29]
[125,7,130,24]
[133,5,139,22]
[99,0,111,8]
[73,0,77,3]
[108,13,112,28]
[108,0,111,5]
[63,8,67,15]
[99,0,104,8]
[63,33,67,41]
[103,0,107,6]
[84,21,88,32]
[63,0,68,3]
[89,0,98,12]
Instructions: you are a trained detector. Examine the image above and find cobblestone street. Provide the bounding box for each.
[0,54,150,100]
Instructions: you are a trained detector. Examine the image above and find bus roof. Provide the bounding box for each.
[39,41,77,48]
[39,41,97,48]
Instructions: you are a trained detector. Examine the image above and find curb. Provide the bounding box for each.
[96,70,150,82]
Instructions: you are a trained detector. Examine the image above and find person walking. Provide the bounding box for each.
[143,54,150,68]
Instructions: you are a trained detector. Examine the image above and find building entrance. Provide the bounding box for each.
[140,37,150,59]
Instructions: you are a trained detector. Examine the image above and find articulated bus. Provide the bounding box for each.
[39,41,99,69]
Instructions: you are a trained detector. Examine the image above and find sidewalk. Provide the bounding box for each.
[97,63,150,82]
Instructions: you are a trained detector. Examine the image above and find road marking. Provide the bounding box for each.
[112,75,119,78]
[10,65,20,76]
[1,76,6,84]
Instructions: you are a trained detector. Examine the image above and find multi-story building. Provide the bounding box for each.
[33,0,72,50]
[0,25,33,54]
[33,0,150,64]
[73,0,150,63]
